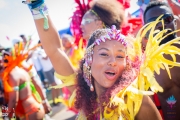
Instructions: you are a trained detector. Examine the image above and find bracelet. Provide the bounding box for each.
[23,0,49,30]
[42,99,48,104]
[28,66,38,78]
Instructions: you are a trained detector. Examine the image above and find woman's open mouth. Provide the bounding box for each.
[104,71,117,81]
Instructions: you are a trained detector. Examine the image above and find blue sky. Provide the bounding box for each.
[0,0,139,48]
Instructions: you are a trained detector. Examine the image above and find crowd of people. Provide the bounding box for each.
[0,0,180,120]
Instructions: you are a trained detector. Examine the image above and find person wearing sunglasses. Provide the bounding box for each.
[80,0,125,41]
[143,1,180,120]
[167,0,180,36]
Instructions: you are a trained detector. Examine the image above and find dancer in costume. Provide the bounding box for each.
[22,61,52,114]
[56,0,126,111]
[12,36,52,115]
[24,0,180,119]
[12,37,52,115]
[143,1,180,120]
[0,43,45,120]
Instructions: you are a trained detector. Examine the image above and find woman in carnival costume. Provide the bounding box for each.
[24,0,180,119]
[57,0,127,111]
[0,42,46,120]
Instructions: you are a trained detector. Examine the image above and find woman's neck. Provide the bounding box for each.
[94,80,106,98]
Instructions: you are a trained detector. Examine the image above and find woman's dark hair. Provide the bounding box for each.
[74,29,107,119]
[75,29,136,119]
[90,0,125,29]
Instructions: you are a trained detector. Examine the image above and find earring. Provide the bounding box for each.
[83,44,94,91]
[89,70,94,92]
[83,63,94,91]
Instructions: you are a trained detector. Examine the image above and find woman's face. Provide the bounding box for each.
[80,12,103,40]
[91,40,126,89]
[62,38,72,49]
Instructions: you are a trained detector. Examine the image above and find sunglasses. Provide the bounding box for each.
[81,18,99,25]
[146,14,174,24]
[137,0,150,6]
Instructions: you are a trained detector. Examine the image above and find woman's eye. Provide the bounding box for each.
[117,56,124,58]
[100,53,108,56]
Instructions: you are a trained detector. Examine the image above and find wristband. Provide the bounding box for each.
[28,66,38,78]
[22,0,49,30]
[42,99,48,104]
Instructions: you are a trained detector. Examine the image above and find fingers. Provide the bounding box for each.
[22,0,31,4]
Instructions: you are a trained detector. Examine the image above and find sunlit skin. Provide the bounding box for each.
[144,5,180,120]
[8,67,45,120]
[91,40,126,96]
[0,50,48,120]
[80,11,103,40]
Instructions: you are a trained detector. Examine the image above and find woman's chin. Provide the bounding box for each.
[101,83,114,89]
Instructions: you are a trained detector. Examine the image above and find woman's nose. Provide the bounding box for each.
[107,57,117,66]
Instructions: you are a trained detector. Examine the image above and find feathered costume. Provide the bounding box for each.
[0,42,42,118]
[52,15,180,120]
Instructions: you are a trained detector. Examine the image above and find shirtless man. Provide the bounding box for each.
[143,1,180,120]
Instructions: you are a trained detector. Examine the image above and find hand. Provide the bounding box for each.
[22,0,31,4]
[42,100,52,114]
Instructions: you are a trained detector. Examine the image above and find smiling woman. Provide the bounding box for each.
[23,0,180,120]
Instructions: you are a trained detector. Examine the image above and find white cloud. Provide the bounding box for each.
[0,0,7,9]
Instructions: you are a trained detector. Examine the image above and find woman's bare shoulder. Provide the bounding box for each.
[135,95,162,120]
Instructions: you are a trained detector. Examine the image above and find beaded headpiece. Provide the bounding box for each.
[83,25,127,91]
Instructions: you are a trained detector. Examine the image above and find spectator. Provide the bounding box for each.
[143,1,180,120]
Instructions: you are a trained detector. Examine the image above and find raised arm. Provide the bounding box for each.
[27,1,75,76]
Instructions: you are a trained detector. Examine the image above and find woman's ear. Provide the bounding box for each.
[96,20,104,28]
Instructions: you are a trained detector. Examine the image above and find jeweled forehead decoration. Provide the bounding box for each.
[83,25,127,89]
[94,25,127,46]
